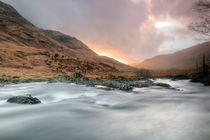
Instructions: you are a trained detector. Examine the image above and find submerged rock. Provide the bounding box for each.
[7,95,41,104]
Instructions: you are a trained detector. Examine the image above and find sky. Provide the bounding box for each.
[1,0,204,64]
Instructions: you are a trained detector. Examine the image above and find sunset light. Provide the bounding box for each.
[155,21,172,28]
[97,52,128,64]
[0,0,210,139]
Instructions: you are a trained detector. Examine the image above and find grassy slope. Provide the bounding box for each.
[0,1,136,81]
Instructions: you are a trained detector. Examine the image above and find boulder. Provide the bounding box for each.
[119,83,133,91]
[129,80,154,88]
[191,73,210,86]
[172,75,189,80]
[102,81,133,91]
[154,83,171,88]
[7,95,41,104]
[128,80,171,88]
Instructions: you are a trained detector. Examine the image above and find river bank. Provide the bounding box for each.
[0,72,209,92]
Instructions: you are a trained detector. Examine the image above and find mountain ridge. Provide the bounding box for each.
[136,41,210,70]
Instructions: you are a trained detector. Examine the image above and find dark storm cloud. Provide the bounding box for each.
[1,0,200,62]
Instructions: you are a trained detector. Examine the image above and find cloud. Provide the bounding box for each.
[1,0,201,62]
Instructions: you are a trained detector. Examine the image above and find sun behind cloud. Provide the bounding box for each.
[155,21,172,28]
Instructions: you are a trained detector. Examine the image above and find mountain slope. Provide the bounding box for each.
[42,29,135,71]
[136,41,210,70]
[0,1,134,79]
[42,30,99,60]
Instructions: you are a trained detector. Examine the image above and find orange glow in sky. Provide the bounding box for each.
[97,52,129,64]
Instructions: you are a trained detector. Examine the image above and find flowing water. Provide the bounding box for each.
[0,79,210,140]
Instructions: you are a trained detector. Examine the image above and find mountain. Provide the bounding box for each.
[0,1,133,79]
[42,30,99,60]
[136,41,210,70]
[42,29,135,71]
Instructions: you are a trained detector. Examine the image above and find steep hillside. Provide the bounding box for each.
[42,30,99,60]
[0,1,65,52]
[42,29,135,71]
[0,1,134,79]
[136,41,210,70]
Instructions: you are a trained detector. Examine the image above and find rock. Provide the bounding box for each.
[163,75,189,80]
[102,81,133,91]
[73,72,84,79]
[128,80,154,88]
[191,73,210,86]
[154,83,171,88]
[119,83,133,91]
[7,95,41,104]
[128,80,171,89]
[191,73,204,83]
[48,76,75,83]
[85,80,99,87]
[172,75,189,80]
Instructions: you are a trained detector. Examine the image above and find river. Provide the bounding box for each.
[0,79,210,140]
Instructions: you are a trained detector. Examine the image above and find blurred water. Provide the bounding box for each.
[0,79,210,140]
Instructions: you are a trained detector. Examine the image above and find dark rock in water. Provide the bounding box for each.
[154,83,171,88]
[163,75,189,80]
[85,80,99,87]
[171,75,189,80]
[101,80,172,91]
[173,75,189,80]
[128,80,154,88]
[118,83,133,91]
[48,76,74,83]
[191,73,205,83]
[191,73,210,86]
[7,95,41,104]
[102,81,133,91]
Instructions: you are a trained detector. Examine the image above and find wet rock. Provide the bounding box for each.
[119,83,133,91]
[191,73,210,86]
[102,81,133,91]
[128,80,154,88]
[101,79,172,91]
[48,76,74,83]
[85,80,99,87]
[154,83,171,88]
[128,80,171,88]
[7,95,41,104]
[172,75,189,80]
[163,75,190,80]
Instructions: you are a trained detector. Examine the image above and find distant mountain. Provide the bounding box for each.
[0,1,133,79]
[136,41,210,70]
